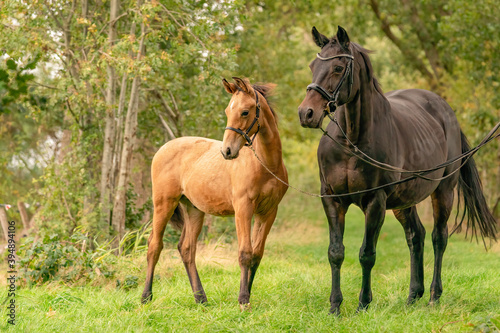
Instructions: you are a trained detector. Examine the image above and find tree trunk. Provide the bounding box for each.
[17,202,29,230]
[111,3,145,252]
[100,0,120,232]
[0,206,9,242]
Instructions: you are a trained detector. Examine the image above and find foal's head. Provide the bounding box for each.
[298,26,360,128]
[221,77,261,160]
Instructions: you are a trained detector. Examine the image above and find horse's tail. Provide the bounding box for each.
[453,130,498,243]
[169,204,186,231]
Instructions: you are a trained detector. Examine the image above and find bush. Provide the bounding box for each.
[18,228,115,286]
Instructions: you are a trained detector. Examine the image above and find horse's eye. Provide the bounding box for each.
[334,66,344,73]
[241,110,249,117]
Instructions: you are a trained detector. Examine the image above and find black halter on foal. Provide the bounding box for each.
[306,53,354,113]
[225,90,261,146]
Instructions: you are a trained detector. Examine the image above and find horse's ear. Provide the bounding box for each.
[312,26,329,48]
[222,78,237,94]
[232,77,251,94]
[336,26,350,50]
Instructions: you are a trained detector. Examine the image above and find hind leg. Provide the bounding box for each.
[142,197,179,303]
[429,189,453,304]
[393,207,426,304]
[178,202,207,304]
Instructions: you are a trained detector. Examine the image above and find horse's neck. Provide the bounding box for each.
[341,80,390,144]
[253,105,283,171]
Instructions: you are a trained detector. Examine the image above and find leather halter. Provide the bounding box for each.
[225,90,261,146]
[306,53,354,113]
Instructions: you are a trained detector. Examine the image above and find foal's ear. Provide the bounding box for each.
[222,78,237,94]
[336,26,350,50]
[232,77,251,94]
[312,26,329,48]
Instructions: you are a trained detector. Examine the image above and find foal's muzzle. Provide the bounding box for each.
[221,146,239,160]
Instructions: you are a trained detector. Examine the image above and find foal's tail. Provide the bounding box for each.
[170,204,186,230]
[453,130,498,244]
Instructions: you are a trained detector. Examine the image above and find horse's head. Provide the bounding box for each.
[221,77,260,160]
[298,26,356,128]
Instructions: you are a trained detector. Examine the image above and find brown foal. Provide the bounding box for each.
[141,77,288,308]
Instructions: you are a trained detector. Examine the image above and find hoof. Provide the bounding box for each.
[239,303,252,312]
[406,294,423,305]
[141,292,152,304]
[356,303,369,313]
[195,295,208,305]
[429,290,441,305]
[329,306,341,316]
[428,298,440,306]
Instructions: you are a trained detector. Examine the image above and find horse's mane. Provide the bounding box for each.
[252,83,278,123]
[350,42,386,98]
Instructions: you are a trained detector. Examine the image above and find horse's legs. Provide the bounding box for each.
[393,206,426,304]
[321,196,348,315]
[234,201,254,307]
[358,193,387,311]
[429,189,453,304]
[178,202,207,304]
[141,197,179,303]
[247,209,278,295]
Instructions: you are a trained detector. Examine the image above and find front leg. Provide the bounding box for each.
[234,200,254,308]
[247,208,278,295]
[358,192,387,311]
[321,194,348,315]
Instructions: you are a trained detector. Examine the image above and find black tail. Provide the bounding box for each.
[453,130,498,245]
[169,204,186,231]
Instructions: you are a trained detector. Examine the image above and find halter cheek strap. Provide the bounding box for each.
[225,90,261,146]
[306,53,354,113]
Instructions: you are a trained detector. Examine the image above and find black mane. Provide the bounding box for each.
[350,42,385,97]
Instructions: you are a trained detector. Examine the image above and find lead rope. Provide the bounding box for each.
[247,118,500,199]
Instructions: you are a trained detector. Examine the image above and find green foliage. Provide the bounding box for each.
[0,0,498,245]
[116,275,139,291]
[18,228,115,286]
[125,184,153,230]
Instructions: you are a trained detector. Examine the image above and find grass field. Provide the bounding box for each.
[2,190,499,332]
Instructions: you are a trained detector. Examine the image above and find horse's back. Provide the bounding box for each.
[151,137,240,216]
[152,136,221,176]
[386,89,461,155]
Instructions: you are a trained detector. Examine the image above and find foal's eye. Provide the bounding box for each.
[334,66,344,73]
[241,110,249,117]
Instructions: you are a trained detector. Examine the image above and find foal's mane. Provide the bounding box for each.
[350,42,386,98]
[252,83,278,123]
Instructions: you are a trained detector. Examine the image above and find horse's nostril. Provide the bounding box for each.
[306,108,314,119]
[226,147,231,157]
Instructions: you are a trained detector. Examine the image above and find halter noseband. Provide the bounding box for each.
[225,90,261,146]
[306,53,354,113]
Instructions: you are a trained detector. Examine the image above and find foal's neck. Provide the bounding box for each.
[253,97,283,171]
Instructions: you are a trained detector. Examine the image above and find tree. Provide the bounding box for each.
[0,0,243,243]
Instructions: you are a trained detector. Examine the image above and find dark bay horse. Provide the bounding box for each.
[298,26,497,314]
[142,77,288,309]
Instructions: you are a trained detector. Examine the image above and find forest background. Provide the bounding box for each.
[0,0,499,256]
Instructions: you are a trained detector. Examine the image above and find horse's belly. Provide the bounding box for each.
[386,178,441,209]
[182,176,235,216]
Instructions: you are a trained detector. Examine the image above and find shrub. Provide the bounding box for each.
[18,227,115,286]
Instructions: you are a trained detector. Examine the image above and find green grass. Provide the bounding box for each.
[2,193,500,332]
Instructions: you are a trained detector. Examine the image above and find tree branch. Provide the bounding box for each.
[159,4,207,49]
[369,0,437,88]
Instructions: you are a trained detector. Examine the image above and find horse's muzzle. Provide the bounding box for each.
[221,146,239,160]
[298,106,323,128]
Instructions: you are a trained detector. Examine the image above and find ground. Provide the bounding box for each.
[1,193,499,332]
